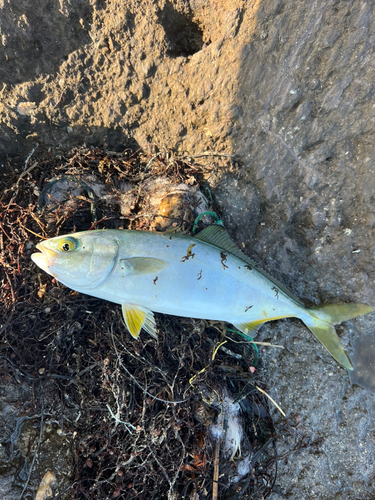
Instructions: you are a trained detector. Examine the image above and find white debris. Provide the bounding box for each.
[232,454,252,482]
[209,391,243,460]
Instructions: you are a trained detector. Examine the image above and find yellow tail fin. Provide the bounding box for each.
[304,303,375,370]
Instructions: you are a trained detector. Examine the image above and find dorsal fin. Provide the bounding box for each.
[195,225,304,307]
[195,225,255,264]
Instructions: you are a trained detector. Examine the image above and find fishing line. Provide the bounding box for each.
[192,211,223,233]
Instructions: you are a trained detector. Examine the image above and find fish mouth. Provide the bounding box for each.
[31,243,58,272]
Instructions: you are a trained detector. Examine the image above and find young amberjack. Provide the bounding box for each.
[31,225,374,370]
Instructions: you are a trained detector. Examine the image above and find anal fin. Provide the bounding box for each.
[234,315,293,337]
[121,303,157,339]
[233,320,263,336]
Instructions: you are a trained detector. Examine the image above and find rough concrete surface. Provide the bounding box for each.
[1,0,375,498]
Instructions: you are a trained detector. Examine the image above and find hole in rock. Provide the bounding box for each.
[157,1,205,57]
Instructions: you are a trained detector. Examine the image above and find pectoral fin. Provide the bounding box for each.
[120,257,169,276]
[121,303,157,339]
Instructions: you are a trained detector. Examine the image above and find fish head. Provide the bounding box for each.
[31,231,119,289]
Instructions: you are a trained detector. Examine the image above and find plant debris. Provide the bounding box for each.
[0,147,279,499]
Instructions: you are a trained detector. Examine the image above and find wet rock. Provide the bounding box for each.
[0,473,15,500]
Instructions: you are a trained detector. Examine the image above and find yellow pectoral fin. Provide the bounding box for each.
[121,304,157,339]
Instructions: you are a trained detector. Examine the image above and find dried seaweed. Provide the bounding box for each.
[0,147,278,499]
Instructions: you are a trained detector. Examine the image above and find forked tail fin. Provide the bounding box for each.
[303,304,375,370]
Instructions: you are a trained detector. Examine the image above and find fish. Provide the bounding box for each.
[31,225,374,370]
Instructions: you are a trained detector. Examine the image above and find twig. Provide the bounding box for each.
[0,222,11,240]
[18,220,48,239]
[212,440,220,500]
[13,161,40,190]
[5,271,15,303]
[24,143,39,170]
[253,341,284,349]
[177,152,234,160]
[29,212,48,235]
[106,404,136,433]
[88,216,113,230]
[225,334,284,348]
[256,386,286,417]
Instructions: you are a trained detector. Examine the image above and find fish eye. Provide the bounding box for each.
[58,237,77,252]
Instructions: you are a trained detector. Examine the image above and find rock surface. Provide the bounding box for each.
[1,0,375,498]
